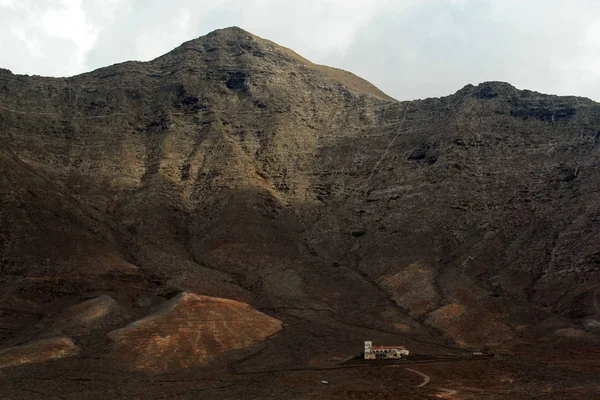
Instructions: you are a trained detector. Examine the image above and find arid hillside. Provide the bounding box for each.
[0,27,599,399]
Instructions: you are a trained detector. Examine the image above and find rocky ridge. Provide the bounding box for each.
[0,26,599,398]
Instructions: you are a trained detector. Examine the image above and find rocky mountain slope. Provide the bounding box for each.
[0,27,599,398]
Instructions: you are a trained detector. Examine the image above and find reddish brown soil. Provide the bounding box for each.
[0,337,79,369]
[107,293,282,373]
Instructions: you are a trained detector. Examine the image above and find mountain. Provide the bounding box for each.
[0,27,599,399]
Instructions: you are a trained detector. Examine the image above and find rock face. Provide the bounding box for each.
[0,26,599,368]
[107,293,282,373]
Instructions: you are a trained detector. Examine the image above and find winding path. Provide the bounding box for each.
[436,388,458,398]
[405,367,459,398]
[405,368,430,387]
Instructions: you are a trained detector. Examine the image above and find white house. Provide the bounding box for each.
[364,341,409,360]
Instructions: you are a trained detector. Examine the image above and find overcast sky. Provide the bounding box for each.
[1,0,599,101]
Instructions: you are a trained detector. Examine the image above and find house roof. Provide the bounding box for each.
[370,345,408,351]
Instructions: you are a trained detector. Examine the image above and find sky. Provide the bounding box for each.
[1,0,599,101]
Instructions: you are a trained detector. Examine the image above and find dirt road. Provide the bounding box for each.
[405,368,430,387]
[406,367,459,398]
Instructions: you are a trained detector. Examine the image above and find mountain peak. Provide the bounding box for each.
[200,25,259,44]
[455,81,517,99]
[155,27,394,101]
[206,25,255,37]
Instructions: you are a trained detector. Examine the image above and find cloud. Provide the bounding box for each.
[321,0,600,100]
[0,0,599,101]
[0,0,96,76]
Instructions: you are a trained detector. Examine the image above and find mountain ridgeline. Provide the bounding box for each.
[1,27,600,387]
